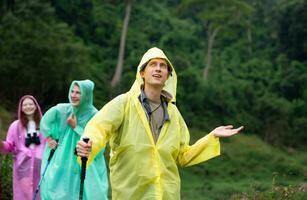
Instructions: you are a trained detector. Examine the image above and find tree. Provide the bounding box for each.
[177,0,253,79]
[111,0,133,87]
[51,0,94,42]
[278,0,307,61]
[0,0,94,108]
[0,0,15,17]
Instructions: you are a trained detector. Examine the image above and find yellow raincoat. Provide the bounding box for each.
[83,47,220,199]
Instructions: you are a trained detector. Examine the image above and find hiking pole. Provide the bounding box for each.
[79,137,90,200]
[32,139,59,200]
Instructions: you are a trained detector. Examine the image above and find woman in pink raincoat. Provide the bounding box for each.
[0,95,46,200]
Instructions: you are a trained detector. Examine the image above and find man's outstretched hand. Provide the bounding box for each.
[212,125,244,138]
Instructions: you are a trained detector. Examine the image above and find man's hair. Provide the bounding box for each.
[140,58,172,75]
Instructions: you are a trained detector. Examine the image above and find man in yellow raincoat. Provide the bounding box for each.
[76,47,243,199]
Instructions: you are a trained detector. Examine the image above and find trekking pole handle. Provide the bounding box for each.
[81,137,89,162]
[82,137,90,143]
[80,137,89,180]
[48,139,59,162]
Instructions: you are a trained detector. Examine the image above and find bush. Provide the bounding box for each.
[0,155,13,200]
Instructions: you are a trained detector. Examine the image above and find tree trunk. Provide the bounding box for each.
[203,26,220,80]
[247,25,252,55]
[111,0,132,87]
[7,0,14,11]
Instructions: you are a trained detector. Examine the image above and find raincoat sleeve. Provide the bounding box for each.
[40,106,58,139]
[82,95,126,166]
[176,113,220,167]
[0,121,17,154]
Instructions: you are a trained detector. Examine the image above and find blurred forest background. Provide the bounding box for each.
[0,0,306,199]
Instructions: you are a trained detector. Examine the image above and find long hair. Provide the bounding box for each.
[18,95,42,130]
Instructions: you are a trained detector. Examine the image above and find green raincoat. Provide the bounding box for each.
[83,48,220,199]
[40,80,108,200]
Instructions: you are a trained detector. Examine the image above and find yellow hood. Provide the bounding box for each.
[130,47,177,102]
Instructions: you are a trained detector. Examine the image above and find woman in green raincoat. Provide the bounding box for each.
[76,48,243,200]
[40,80,108,200]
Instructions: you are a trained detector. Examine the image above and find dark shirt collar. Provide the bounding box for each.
[140,89,147,103]
[139,89,170,122]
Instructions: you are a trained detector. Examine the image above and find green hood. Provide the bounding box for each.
[130,47,177,102]
[68,79,95,114]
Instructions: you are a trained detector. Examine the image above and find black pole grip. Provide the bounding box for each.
[81,138,89,161]
[47,139,59,162]
[79,138,89,200]
[82,137,90,143]
[80,137,89,180]
[74,138,90,156]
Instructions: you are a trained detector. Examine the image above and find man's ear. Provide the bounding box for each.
[140,70,145,78]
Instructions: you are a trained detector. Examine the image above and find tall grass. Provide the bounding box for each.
[180,130,307,199]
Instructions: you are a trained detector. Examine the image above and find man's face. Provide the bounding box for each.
[71,84,81,107]
[22,98,37,116]
[140,58,169,88]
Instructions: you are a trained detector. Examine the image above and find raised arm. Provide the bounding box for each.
[76,94,126,165]
[0,121,18,154]
[177,120,243,167]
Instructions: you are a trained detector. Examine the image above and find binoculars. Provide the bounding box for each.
[25,132,41,147]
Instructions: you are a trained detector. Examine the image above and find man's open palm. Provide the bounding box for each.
[212,125,244,137]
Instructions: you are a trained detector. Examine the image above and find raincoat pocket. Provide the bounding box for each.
[163,182,180,199]
[17,155,31,180]
[110,144,135,181]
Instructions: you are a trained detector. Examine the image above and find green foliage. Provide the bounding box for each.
[1,1,306,198]
[0,155,13,200]
[0,0,306,148]
[0,107,14,139]
[231,180,307,200]
[277,0,307,61]
[0,0,96,108]
[51,0,95,41]
[0,106,13,199]
[47,0,307,146]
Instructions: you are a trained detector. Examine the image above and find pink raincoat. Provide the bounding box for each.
[0,95,46,200]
